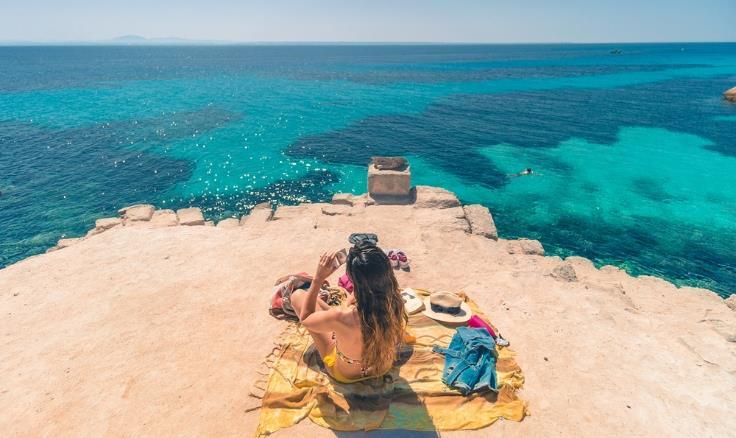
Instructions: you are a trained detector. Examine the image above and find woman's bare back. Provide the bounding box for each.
[289,290,366,379]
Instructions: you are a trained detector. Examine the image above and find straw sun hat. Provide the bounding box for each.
[422,291,472,323]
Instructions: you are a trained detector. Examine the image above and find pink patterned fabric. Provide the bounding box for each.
[269,272,313,317]
[338,274,354,293]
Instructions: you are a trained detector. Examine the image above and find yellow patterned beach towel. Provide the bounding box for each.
[252,289,527,436]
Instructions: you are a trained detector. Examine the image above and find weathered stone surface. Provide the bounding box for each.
[638,275,671,288]
[463,204,498,240]
[149,210,178,228]
[413,186,461,209]
[204,221,215,227]
[331,193,354,205]
[565,256,595,270]
[352,194,376,207]
[552,263,578,282]
[724,294,736,311]
[505,241,520,254]
[216,218,240,228]
[87,217,122,238]
[176,208,205,226]
[371,156,408,171]
[677,287,723,305]
[507,239,545,256]
[95,217,122,231]
[86,228,103,238]
[411,206,470,233]
[321,204,356,216]
[600,265,622,274]
[241,203,274,225]
[329,193,377,207]
[118,204,155,222]
[240,209,273,225]
[523,239,544,255]
[272,205,305,220]
[368,163,411,197]
[724,86,736,102]
[6,182,736,437]
[57,238,82,249]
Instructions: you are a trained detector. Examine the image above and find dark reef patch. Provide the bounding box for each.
[177,170,340,219]
[49,106,242,149]
[288,110,511,188]
[630,177,675,203]
[0,106,240,268]
[287,75,736,191]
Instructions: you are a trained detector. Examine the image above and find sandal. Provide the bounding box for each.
[386,249,400,269]
[396,250,410,271]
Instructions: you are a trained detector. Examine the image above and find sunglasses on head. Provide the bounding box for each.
[348,233,378,246]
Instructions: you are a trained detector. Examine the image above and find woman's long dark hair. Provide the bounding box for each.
[346,243,407,374]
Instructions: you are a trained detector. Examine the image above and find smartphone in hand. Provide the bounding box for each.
[333,248,348,268]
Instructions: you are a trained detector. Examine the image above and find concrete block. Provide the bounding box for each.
[150,209,178,227]
[118,204,155,221]
[368,163,411,198]
[176,207,205,226]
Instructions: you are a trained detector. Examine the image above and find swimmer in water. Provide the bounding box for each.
[518,168,533,176]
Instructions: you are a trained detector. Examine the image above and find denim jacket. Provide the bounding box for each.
[432,327,498,395]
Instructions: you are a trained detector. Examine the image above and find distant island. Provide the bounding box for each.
[0,35,235,46]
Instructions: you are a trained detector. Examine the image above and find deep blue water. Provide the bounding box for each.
[1,44,735,296]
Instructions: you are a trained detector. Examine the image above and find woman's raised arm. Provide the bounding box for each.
[297,251,337,321]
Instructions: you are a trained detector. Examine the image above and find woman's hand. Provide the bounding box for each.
[314,251,337,282]
[346,294,356,306]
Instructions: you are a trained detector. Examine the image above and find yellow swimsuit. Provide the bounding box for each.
[323,329,417,384]
[323,332,373,384]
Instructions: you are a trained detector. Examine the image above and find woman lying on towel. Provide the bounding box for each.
[290,243,407,383]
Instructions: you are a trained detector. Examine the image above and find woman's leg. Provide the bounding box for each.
[289,289,334,358]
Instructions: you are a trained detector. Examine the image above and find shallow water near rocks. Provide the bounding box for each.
[0,43,735,295]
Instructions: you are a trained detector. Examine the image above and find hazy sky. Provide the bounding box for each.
[2,0,734,43]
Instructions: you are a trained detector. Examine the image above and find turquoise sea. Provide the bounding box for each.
[0,44,735,296]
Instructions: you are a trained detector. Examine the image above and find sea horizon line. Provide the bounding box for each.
[1,40,735,47]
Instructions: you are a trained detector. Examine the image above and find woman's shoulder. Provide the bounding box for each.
[314,306,354,321]
[333,306,359,326]
[301,306,353,332]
